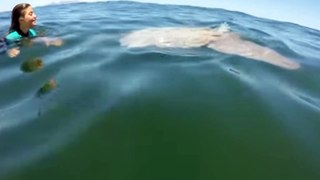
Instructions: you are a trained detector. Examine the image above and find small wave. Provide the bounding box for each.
[290,91,320,112]
[214,22,230,33]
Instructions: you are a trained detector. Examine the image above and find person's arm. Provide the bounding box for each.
[4,39,20,58]
[4,32,22,58]
[0,38,8,54]
[32,37,64,47]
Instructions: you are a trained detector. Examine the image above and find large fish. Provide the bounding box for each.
[120,25,300,70]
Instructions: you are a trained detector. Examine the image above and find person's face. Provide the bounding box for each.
[20,6,37,28]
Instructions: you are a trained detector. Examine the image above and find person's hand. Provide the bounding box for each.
[34,37,64,47]
[7,47,20,58]
[49,38,63,47]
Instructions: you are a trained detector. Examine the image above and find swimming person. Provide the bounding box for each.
[120,24,300,70]
[2,3,60,98]
[5,3,63,58]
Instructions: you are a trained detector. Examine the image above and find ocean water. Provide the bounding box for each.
[1,1,320,179]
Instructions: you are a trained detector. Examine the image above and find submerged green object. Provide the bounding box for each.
[20,57,43,73]
[37,79,57,96]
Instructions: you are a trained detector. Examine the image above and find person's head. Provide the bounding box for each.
[9,3,37,32]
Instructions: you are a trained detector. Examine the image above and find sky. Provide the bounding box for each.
[1,0,319,30]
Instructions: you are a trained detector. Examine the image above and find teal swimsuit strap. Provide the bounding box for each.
[29,29,37,37]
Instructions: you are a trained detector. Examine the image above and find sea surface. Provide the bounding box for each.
[0,1,320,179]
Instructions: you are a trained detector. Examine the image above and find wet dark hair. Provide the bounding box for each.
[9,3,31,32]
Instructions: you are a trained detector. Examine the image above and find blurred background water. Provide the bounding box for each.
[0,1,320,179]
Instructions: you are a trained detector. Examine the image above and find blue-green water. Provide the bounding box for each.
[1,1,320,179]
